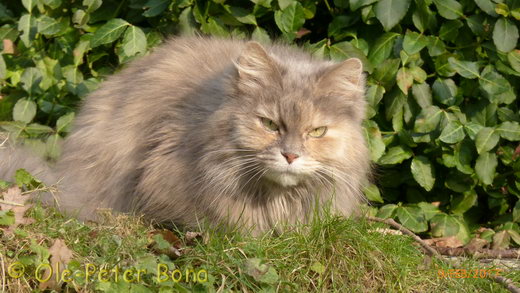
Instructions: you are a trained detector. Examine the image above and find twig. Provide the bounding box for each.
[366,216,441,258]
[435,247,520,259]
[0,199,24,207]
[493,276,520,293]
[0,252,5,293]
[366,216,520,293]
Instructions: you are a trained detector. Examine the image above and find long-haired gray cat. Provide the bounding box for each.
[0,37,370,234]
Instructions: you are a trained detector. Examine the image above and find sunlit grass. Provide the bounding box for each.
[1,200,518,292]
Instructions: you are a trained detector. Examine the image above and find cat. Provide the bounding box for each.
[0,37,370,234]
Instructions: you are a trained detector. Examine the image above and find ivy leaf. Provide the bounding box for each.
[368,33,399,66]
[364,184,383,203]
[46,134,62,160]
[227,6,257,25]
[396,67,413,94]
[430,213,459,237]
[475,127,500,154]
[454,139,474,175]
[464,122,484,140]
[143,0,169,17]
[83,0,102,13]
[496,121,520,141]
[493,18,519,52]
[417,202,441,220]
[56,112,75,134]
[0,55,6,80]
[414,105,442,133]
[376,204,398,219]
[411,83,432,109]
[62,65,84,95]
[439,121,465,144]
[475,152,497,185]
[22,0,36,13]
[90,18,130,48]
[177,7,198,36]
[13,99,37,123]
[432,78,457,106]
[480,65,511,96]
[329,41,372,73]
[433,0,463,20]
[244,258,279,284]
[0,210,15,226]
[448,57,480,79]
[474,0,498,16]
[252,26,270,43]
[25,123,54,135]
[122,26,147,57]
[409,66,427,83]
[451,190,477,214]
[274,2,305,37]
[363,122,386,162]
[396,205,428,233]
[20,67,42,95]
[366,84,385,108]
[411,156,435,191]
[427,37,446,56]
[507,50,520,73]
[378,145,413,165]
[37,16,68,37]
[513,200,520,222]
[374,0,411,31]
[372,59,400,90]
[42,0,63,9]
[18,14,37,47]
[403,30,428,54]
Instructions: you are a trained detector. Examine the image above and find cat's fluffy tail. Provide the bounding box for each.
[0,139,58,192]
[0,137,109,221]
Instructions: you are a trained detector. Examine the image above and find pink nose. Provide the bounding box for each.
[281,152,299,164]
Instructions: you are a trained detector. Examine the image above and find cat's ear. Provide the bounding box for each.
[318,58,365,95]
[234,42,282,90]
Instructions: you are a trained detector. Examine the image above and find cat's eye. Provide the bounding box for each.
[309,126,327,138]
[260,117,279,132]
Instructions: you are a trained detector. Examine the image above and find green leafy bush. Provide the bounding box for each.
[0,0,519,247]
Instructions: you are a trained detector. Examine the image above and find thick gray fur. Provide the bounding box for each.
[0,37,370,234]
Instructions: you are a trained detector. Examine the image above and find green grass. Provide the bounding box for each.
[1,198,519,293]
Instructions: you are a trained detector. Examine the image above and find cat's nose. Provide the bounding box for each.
[281,152,299,164]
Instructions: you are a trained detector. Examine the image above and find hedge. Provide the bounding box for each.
[0,0,519,248]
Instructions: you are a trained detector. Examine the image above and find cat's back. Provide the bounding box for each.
[55,37,252,216]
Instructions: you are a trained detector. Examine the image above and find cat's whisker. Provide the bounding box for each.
[206,162,263,207]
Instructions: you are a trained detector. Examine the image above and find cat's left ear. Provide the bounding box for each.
[318,58,365,94]
[234,42,282,91]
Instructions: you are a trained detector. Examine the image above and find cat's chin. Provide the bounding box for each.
[264,171,303,187]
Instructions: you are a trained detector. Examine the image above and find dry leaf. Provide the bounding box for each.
[476,227,491,234]
[185,231,204,245]
[296,28,311,39]
[464,237,489,254]
[2,39,15,54]
[423,236,463,248]
[0,186,34,233]
[492,230,510,250]
[39,239,74,290]
[148,229,183,259]
[367,228,403,235]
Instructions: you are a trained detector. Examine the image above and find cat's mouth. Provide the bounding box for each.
[263,168,306,187]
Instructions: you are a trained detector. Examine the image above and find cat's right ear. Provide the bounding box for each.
[234,42,282,91]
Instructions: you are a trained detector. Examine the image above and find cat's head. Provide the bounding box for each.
[228,42,368,188]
